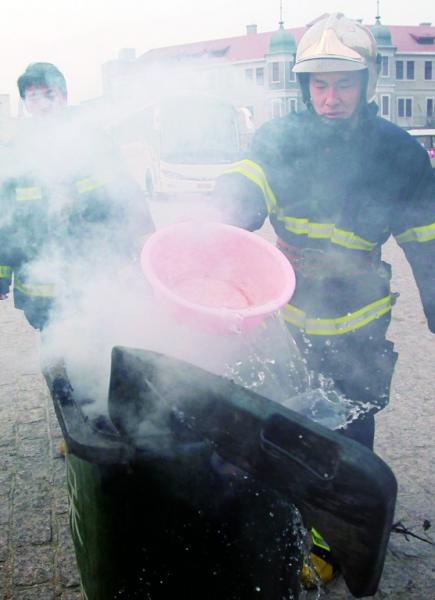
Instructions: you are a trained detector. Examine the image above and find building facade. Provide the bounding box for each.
[102,19,435,130]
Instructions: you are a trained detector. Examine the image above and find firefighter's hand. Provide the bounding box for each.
[0,293,8,300]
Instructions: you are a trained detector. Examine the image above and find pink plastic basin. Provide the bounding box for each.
[141,221,295,334]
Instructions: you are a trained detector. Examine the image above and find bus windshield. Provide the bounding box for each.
[159,97,241,164]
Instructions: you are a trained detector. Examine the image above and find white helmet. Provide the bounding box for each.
[293,13,379,102]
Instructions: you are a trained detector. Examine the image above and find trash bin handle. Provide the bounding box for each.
[259,413,339,481]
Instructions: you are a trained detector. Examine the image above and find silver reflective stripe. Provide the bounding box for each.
[330,228,376,251]
[396,222,435,244]
[223,159,277,212]
[276,212,375,251]
[15,186,43,201]
[283,295,393,335]
[75,177,105,194]
[14,279,56,298]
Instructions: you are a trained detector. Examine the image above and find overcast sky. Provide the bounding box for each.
[1,0,433,113]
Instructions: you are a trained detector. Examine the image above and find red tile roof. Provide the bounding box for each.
[390,25,435,52]
[137,24,435,64]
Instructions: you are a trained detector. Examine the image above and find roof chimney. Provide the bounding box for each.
[246,24,258,35]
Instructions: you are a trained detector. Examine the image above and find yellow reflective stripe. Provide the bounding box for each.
[283,295,393,336]
[283,303,306,329]
[75,177,105,194]
[0,265,12,278]
[14,279,56,298]
[223,159,277,213]
[15,186,43,201]
[311,528,331,552]
[277,213,375,251]
[396,222,435,244]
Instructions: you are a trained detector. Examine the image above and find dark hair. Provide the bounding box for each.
[17,63,67,99]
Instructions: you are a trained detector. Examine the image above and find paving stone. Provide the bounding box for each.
[13,586,55,600]
[16,423,48,442]
[52,488,69,516]
[16,439,49,461]
[15,459,50,484]
[60,590,82,600]
[18,377,46,394]
[0,561,11,596]
[0,496,11,525]
[0,527,9,562]
[0,471,14,495]
[12,509,52,546]
[51,460,67,487]
[13,483,51,512]
[15,410,46,425]
[53,516,80,590]
[13,546,53,587]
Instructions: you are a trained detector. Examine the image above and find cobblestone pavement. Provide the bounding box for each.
[0,217,434,599]
[0,301,81,599]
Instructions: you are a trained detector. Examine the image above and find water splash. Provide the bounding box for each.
[222,314,373,431]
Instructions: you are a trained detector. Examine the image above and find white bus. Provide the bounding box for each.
[407,128,435,169]
[114,93,254,198]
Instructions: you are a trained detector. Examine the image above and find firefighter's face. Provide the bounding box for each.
[309,71,363,120]
[23,85,67,117]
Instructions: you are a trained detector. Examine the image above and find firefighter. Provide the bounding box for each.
[212,13,435,451]
[17,62,68,117]
[0,62,155,329]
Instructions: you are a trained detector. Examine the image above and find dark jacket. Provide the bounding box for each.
[213,107,435,411]
[0,111,155,329]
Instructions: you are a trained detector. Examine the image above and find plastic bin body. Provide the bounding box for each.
[65,439,303,600]
[45,347,397,600]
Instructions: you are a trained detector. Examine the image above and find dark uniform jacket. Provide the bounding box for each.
[213,106,435,412]
[0,111,155,329]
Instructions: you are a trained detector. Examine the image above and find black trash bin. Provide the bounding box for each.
[45,347,397,600]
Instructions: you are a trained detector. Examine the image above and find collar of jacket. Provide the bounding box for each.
[304,101,378,141]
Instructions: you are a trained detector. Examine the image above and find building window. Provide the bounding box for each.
[381,56,389,77]
[270,98,283,118]
[396,60,415,80]
[381,95,390,118]
[256,67,264,85]
[425,61,433,80]
[395,61,404,80]
[245,68,253,81]
[406,61,415,79]
[427,98,435,119]
[397,97,413,118]
[288,62,296,82]
[271,62,280,83]
[286,97,297,113]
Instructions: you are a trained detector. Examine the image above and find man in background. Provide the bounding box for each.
[0,62,154,329]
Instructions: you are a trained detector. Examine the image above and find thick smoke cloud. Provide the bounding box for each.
[1,61,373,434]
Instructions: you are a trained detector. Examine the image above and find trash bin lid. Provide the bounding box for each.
[108,346,397,598]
